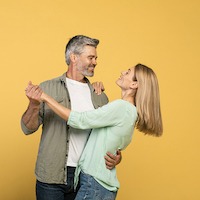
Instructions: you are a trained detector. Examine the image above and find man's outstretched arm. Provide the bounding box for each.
[22,82,41,131]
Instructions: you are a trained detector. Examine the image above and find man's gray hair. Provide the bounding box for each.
[65,35,99,65]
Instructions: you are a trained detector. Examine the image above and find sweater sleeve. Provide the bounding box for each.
[67,100,125,129]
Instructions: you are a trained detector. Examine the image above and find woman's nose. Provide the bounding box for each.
[121,71,126,75]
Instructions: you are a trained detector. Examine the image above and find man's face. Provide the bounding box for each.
[76,45,97,77]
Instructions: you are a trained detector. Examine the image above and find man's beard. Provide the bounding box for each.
[77,65,94,77]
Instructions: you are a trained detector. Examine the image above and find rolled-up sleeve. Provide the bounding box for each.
[20,118,39,135]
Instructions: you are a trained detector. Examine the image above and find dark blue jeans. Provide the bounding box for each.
[75,171,117,200]
[36,167,80,200]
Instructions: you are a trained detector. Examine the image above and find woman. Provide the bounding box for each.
[27,63,163,200]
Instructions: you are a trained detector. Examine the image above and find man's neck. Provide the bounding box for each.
[66,70,86,83]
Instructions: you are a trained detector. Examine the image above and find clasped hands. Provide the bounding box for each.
[25,81,44,105]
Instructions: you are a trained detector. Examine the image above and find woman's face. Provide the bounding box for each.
[116,66,136,89]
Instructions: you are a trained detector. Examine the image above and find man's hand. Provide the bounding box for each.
[92,81,105,95]
[25,81,43,105]
[105,150,122,170]
[22,82,43,130]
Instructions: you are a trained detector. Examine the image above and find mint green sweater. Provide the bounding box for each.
[67,99,138,191]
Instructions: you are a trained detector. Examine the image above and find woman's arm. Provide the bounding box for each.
[41,93,71,121]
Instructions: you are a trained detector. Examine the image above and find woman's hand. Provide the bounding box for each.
[92,81,105,95]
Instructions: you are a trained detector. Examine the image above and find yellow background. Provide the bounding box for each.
[1,0,200,199]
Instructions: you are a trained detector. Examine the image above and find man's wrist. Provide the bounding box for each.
[28,102,40,110]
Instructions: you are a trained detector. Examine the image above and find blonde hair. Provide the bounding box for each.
[134,64,163,136]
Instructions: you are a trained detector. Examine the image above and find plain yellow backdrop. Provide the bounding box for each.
[1,0,200,199]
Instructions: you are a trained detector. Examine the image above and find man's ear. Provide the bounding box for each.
[130,81,138,89]
[70,53,77,63]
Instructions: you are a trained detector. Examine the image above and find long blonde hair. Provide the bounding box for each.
[134,64,163,136]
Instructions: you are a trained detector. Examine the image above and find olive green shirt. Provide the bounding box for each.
[21,73,109,184]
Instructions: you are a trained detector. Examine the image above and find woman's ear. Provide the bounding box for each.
[130,81,138,89]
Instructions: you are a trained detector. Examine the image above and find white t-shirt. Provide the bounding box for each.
[66,78,94,167]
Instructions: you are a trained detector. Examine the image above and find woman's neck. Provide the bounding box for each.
[121,91,135,105]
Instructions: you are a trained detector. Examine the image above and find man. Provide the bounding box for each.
[21,35,121,200]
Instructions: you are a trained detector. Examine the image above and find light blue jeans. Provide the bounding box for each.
[75,171,117,200]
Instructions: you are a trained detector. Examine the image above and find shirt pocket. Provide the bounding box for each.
[54,96,64,103]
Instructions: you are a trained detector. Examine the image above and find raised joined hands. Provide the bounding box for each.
[25,81,43,105]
